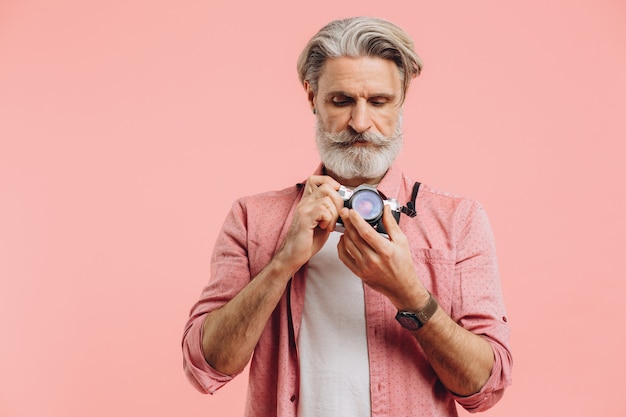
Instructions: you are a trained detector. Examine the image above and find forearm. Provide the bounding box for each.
[415,306,494,396]
[201,256,295,376]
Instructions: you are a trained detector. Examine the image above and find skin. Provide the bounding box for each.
[202,56,494,397]
[306,57,402,187]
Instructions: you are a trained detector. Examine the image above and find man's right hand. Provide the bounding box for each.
[274,175,343,275]
[201,175,343,375]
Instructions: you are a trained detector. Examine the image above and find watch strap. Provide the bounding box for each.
[395,292,438,330]
[415,292,438,325]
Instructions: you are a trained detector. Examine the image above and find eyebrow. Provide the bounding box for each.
[325,91,397,100]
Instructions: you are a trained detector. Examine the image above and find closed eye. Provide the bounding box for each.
[331,95,353,107]
[370,97,390,106]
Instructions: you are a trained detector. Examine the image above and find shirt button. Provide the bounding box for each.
[290,395,297,402]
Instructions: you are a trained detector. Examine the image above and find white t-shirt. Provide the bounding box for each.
[297,231,371,417]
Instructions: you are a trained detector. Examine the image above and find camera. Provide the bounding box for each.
[335,184,403,236]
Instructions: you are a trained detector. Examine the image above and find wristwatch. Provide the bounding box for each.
[395,292,438,331]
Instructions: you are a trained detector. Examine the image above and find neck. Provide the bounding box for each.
[323,166,386,188]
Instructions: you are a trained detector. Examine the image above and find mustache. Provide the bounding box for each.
[321,129,400,147]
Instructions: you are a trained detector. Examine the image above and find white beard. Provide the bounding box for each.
[315,115,403,181]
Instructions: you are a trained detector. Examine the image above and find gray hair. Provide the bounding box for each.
[297,17,423,102]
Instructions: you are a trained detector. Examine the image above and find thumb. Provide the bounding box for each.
[381,205,402,240]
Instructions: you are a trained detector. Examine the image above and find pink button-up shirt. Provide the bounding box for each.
[182,165,512,416]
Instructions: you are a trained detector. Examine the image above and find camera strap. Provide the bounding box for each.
[401,182,420,218]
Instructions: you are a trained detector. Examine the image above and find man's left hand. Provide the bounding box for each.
[337,205,430,311]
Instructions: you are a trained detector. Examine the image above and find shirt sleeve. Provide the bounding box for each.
[181,315,236,394]
[181,199,251,394]
[450,200,513,412]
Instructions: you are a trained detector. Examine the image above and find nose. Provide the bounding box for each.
[348,101,372,133]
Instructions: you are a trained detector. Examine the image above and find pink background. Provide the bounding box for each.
[1,0,625,416]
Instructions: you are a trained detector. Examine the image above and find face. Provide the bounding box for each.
[306,56,404,185]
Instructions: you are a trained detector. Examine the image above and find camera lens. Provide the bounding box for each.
[351,189,384,221]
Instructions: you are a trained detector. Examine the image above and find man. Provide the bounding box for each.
[183,16,512,417]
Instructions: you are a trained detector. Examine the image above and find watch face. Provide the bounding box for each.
[396,312,421,331]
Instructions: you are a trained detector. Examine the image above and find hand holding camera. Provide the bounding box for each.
[335,184,405,236]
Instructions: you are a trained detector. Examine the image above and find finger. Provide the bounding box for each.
[318,183,345,210]
[309,183,345,216]
[303,175,341,196]
[344,207,382,247]
[340,209,380,259]
[316,197,340,230]
[336,234,359,271]
[381,205,405,243]
[302,177,344,216]
[340,224,364,260]
[316,210,334,230]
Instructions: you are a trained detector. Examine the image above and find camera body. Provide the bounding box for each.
[335,184,402,236]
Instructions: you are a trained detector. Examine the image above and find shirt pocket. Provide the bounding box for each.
[410,248,456,314]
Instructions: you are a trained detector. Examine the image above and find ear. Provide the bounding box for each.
[303,81,316,112]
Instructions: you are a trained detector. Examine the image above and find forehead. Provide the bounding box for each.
[317,56,402,97]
